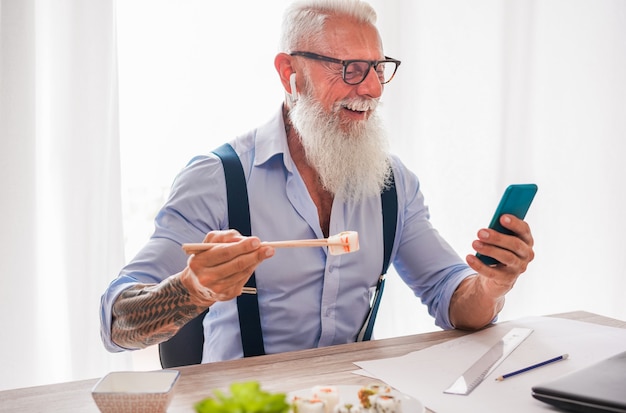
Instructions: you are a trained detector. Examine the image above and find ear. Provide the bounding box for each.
[274,52,297,95]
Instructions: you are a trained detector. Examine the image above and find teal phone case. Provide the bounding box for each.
[476,184,538,265]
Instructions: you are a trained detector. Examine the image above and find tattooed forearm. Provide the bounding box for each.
[111,275,208,349]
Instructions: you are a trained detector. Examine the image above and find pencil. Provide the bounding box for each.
[495,354,569,381]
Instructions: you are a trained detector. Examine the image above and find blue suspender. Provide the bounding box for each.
[358,176,397,341]
[212,144,265,357]
[212,143,397,355]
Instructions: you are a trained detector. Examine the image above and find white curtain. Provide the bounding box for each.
[0,0,129,391]
[373,0,626,337]
[2,0,625,390]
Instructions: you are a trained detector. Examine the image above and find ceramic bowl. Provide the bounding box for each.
[91,370,180,413]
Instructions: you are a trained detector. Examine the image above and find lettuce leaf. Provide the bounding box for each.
[195,381,290,413]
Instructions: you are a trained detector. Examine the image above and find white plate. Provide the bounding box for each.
[288,384,425,412]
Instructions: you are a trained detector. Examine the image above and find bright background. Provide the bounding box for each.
[1,0,625,390]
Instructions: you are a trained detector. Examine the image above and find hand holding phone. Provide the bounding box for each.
[476,184,538,265]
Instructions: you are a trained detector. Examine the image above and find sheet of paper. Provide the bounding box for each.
[354,316,626,412]
[352,369,376,378]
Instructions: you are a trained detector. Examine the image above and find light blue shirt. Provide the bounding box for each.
[100,106,475,362]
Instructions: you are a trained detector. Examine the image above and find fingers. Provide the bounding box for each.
[186,231,275,301]
[473,215,534,263]
[201,229,244,243]
[194,233,265,266]
[499,215,534,248]
[467,215,535,292]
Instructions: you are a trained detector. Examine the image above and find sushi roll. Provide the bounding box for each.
[327,231,359,255]
[357,384,391,409]
[372,394,402,413]
[333,403,363,413]
[364,384,391,395]
[293,396,326,413]
[311,385,340,413]
[357,388,375,409]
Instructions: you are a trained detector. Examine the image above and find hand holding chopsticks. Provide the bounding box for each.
[183,231,359,256]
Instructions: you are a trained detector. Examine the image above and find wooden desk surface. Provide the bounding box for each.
[1,311,624,412]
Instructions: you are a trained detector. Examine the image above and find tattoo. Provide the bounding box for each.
[111,275,207,349]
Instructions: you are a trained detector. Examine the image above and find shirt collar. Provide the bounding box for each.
[253,104,296,173]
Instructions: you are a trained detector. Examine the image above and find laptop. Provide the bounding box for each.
[531,350,626,412]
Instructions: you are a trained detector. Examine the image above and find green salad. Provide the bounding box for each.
[195,381,290,413]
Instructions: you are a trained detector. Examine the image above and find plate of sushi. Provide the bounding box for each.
[288,383,425,413]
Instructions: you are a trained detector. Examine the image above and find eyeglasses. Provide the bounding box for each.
[290,51,401,85]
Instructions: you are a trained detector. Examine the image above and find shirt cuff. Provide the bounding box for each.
[436,267,477,330]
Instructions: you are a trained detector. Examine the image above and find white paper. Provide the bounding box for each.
[354,316,626,412]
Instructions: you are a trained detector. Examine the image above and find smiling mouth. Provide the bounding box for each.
[341,98,378,113]
[334,99,378,121]
[343,106,367,114]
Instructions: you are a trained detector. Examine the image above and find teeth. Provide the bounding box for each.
[343,100,377,112]
[345,106,364,112]
[344,103,367,112]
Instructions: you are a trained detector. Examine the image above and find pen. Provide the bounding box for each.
[495,354,569,381]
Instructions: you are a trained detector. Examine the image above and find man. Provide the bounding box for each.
[100,0,534,363]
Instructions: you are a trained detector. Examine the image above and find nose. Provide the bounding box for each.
[355,66,383,98]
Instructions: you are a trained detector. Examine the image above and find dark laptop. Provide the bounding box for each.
[531,350,626,413]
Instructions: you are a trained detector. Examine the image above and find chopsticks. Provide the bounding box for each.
[182,238,345,255]
[186,231,359,295]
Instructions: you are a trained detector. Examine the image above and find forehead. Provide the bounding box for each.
[317,16,383,60]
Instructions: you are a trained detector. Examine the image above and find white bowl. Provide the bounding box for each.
[91,370,180,413]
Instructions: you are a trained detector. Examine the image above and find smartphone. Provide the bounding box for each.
[476,183,538,265]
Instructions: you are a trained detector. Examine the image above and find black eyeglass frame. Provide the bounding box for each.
[290,51,401,85]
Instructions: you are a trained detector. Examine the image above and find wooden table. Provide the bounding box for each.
[1,311,624,412]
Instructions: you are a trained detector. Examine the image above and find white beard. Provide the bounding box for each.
[288,94,392,202]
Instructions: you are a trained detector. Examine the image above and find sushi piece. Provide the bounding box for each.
[293,396,326,413]
[364,384,391,394]
[333,403,363,413]
[357,384,391,409]
[327,231,359,255]
[311,385,340,413]
[372,394,402,413]
[357,389,376,409]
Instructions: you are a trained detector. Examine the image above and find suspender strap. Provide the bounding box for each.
[357,171,397,341]
[381,172,398,275]
[212,143,266,357]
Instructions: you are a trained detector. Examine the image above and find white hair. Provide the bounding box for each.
[289,93,392,201]
[279,0,378,52]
